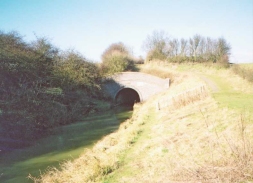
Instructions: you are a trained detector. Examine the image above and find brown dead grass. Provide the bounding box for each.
[104,63,253,183]
[31,63,253,183]
[115,97,253,183]
[137,62,178,84]
[231,64,253,83]
[140,61,253,94]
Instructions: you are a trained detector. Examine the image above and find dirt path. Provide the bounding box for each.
[198,75,219,92]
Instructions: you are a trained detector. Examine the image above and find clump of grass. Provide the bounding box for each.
[231,64,253,83]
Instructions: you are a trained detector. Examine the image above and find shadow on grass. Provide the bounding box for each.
[0,107,133,183]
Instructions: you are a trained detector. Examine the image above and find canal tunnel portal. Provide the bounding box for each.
[115,87,141,105]
[103,72,170,105]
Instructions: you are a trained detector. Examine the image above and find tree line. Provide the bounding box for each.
[143,30,231,65]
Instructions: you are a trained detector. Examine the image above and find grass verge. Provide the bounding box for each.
[231,63,253,83]
[29,100,155,183]
[31,62,253,183]
[202,72,253,112]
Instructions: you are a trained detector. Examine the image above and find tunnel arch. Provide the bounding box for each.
[114,87,141,106]
[102,72,170,103]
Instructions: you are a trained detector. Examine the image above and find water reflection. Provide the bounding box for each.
[0,106,132,183]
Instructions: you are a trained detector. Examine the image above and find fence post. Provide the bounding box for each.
[157,102,160,111]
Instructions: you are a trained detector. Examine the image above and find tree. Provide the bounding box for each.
[143,30,169,61]
[168,38,180,57]
[101,42,130,61]
[202,37,216,62]
[215,37,231,58]
[101,42,134,75]
[180,38,188,56]
[189,34,202,62]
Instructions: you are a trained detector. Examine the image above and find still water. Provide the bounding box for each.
[0,106,132,183]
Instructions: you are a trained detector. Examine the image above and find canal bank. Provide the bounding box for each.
[0,106,133,183]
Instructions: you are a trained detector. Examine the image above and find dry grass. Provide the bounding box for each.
[113,97,253,183]
[137,62,178,83]
[140,61,253,93]
[104,63,253,183]
[156,85,208,110]
[231,63,253,83]
[31,62,253,183]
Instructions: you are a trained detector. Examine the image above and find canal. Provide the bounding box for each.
[0,106,133,183]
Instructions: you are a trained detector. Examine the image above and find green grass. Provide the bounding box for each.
[0,107,133,183]
[161,62,253,112]
[102,109,157,183]
[203,74,253,112]
[103,63,253,183]
[33,63,253,183]
[213,92,253,111]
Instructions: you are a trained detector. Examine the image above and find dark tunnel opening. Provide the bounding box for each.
[115,88,140,106]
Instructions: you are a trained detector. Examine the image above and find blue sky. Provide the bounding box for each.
[0,0,252,63]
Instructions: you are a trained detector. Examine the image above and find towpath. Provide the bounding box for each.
[198,75,219,92]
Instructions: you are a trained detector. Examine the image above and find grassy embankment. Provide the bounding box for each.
[31,63,253,183]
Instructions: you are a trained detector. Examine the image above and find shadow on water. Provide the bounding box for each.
[0,106,133,183]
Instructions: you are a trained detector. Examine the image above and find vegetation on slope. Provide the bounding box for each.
[32,63,253,183]
[231,63,253,83]
[0,30,234,141]
[1,29,251,182]
[106,63,253,183]
[0,31,104,140]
